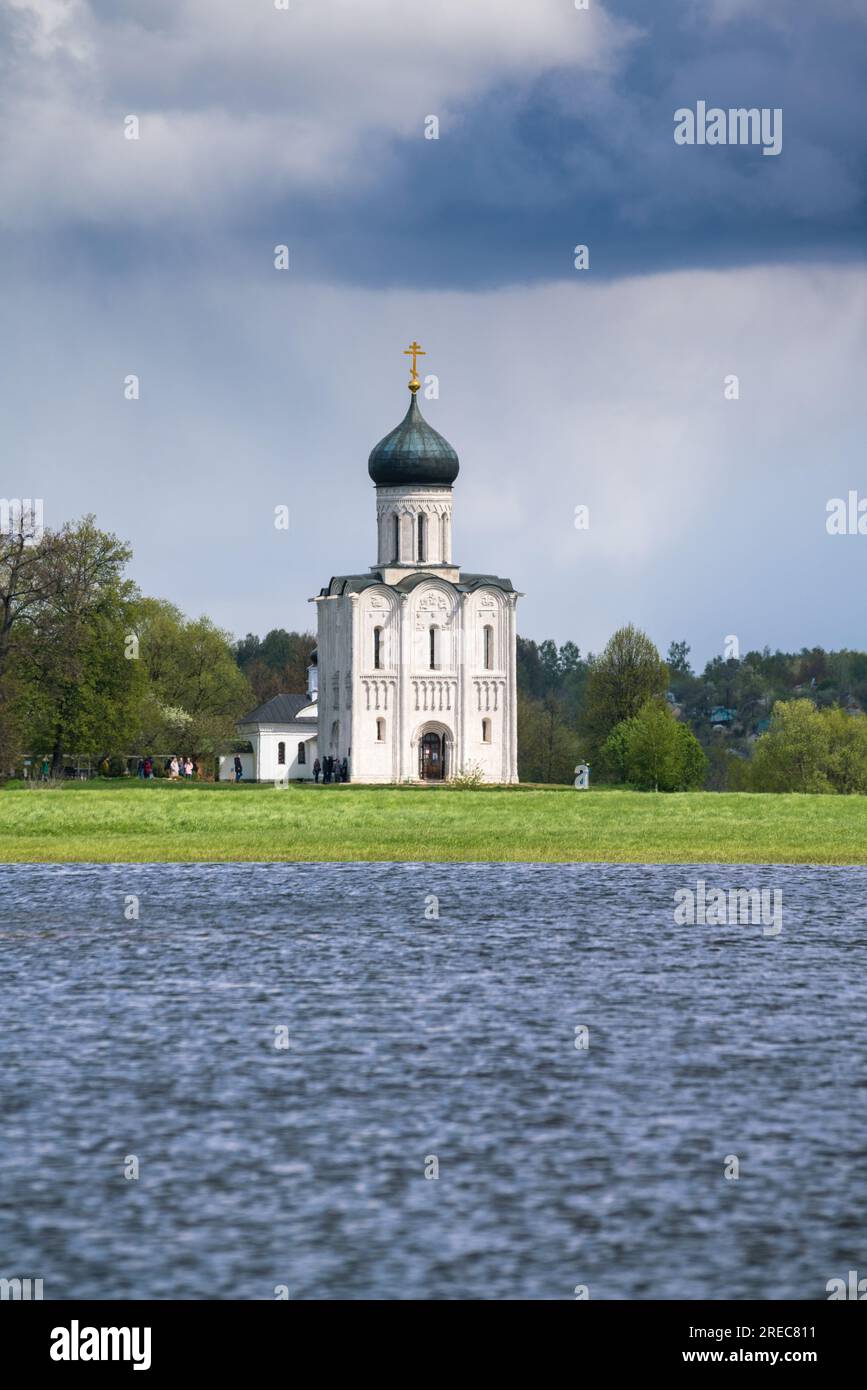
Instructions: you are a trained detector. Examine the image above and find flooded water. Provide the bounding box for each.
[0,862,865,1300]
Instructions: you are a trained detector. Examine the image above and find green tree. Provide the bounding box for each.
[822,708,867,793]
[14,519,142,770]
[135,600,253,761]
[517,693,581,784]
[750,700,832,793]
[602,700,706,792]
[581,625,669,762]
[235,628,316,703]
[666,640,693,676]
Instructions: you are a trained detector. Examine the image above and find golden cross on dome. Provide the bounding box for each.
[403,340,426,391]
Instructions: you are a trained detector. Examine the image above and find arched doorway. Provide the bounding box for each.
[420,729,446,780]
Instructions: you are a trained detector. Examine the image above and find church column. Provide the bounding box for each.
[507,594,519,782]
[458,592,471,777]
[398,593,411,780]
[349,593,360,779]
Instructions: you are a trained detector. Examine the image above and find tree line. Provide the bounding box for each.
[517,626,867,791]
[0,515,251,775]
[4,511,865,790]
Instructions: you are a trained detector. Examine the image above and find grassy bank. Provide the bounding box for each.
[1,780,865,863]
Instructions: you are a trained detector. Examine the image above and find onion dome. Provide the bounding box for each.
[368,377,459,488]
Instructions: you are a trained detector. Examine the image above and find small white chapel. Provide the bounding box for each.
[222,344,520,784]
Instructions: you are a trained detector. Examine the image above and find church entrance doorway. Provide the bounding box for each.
[420,730,445,781]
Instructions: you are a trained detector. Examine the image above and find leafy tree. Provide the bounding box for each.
[602,700,706,791]
[14,519,142,770]
[752,700,867,794]
[666,640,693,677]
[235,628,316,702]
[822,708,867,794]
[517,693,581,784]
[135,600,253,761]
[581,625,669,761]
[750,700,832,793]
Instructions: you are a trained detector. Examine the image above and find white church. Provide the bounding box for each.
[223,345,520,784]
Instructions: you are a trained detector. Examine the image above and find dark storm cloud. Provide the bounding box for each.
[1,1,863,289]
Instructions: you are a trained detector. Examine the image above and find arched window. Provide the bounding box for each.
[376,717,385,742]
[482,718,492,743]
[297,742,306,765]
[373,626,383,670]
[417,512,426,562]
[393,513,400,562]
[277,741,286,765]
[483,624,494,670]
[429,625,437,670]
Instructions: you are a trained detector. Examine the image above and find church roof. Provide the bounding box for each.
[238,693,317,726]
[321,571,516,597]
[368,389,459,488]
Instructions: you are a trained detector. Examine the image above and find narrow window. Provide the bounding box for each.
[277,741,286,765]
[393,513,400,562]
[373,626,382,670]
[376,718,385,742]
[429,625,437,670]
[298,742,306,765]
[482,718,491,743]
[483,624,494,670]
[417,512,425,562]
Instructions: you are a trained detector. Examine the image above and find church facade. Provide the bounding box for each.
[230,347,520,783]
[313,347,520,783]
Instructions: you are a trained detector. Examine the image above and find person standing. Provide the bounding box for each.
[313,757,321,783]
[233,755,243,783]
[143,756,153,779]
[340,756,349,783]
[170,756,179,779]
[184,757,194,779]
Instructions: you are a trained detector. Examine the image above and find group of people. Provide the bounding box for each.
[135,756,196,779]
[313,755,348,783]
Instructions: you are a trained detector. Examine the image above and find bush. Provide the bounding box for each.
[751,699,867,793]
[451,762,485,790]
[603,700,707,791]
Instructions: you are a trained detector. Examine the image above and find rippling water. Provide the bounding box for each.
[1,863,865,1300]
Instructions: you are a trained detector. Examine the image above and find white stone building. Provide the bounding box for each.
[313,361,520,783]
[219,692,318,782]
[232,353,520,783]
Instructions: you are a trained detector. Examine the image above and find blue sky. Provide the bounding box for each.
[1,0,865,667]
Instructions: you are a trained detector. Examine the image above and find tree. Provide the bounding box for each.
[135,600,253,761]
[751,700,867,794]
[581,625,669,762]
[602,700,706,791]
[234,628,316,703]
[13,518,142,770]
[517,693,581,784]
[666,640,693,677]
[822,708,867,794]
[750,700,832,793]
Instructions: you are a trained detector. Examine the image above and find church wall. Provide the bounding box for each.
[315,592,355,768]
[375,486,453,568]
[233,726,318,782]
[313,578,519,784]
[353,587,399,782]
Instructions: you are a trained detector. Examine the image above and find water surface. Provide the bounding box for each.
[1,862,865,1300]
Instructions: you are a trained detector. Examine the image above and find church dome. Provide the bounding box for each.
[368,389,459,488]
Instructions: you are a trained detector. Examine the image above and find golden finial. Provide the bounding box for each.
[403,340,426,393]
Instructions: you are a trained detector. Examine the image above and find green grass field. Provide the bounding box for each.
[1,780,865,862]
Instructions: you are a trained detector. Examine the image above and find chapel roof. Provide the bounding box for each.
[320,571,516,597]
[238,693,317,726]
